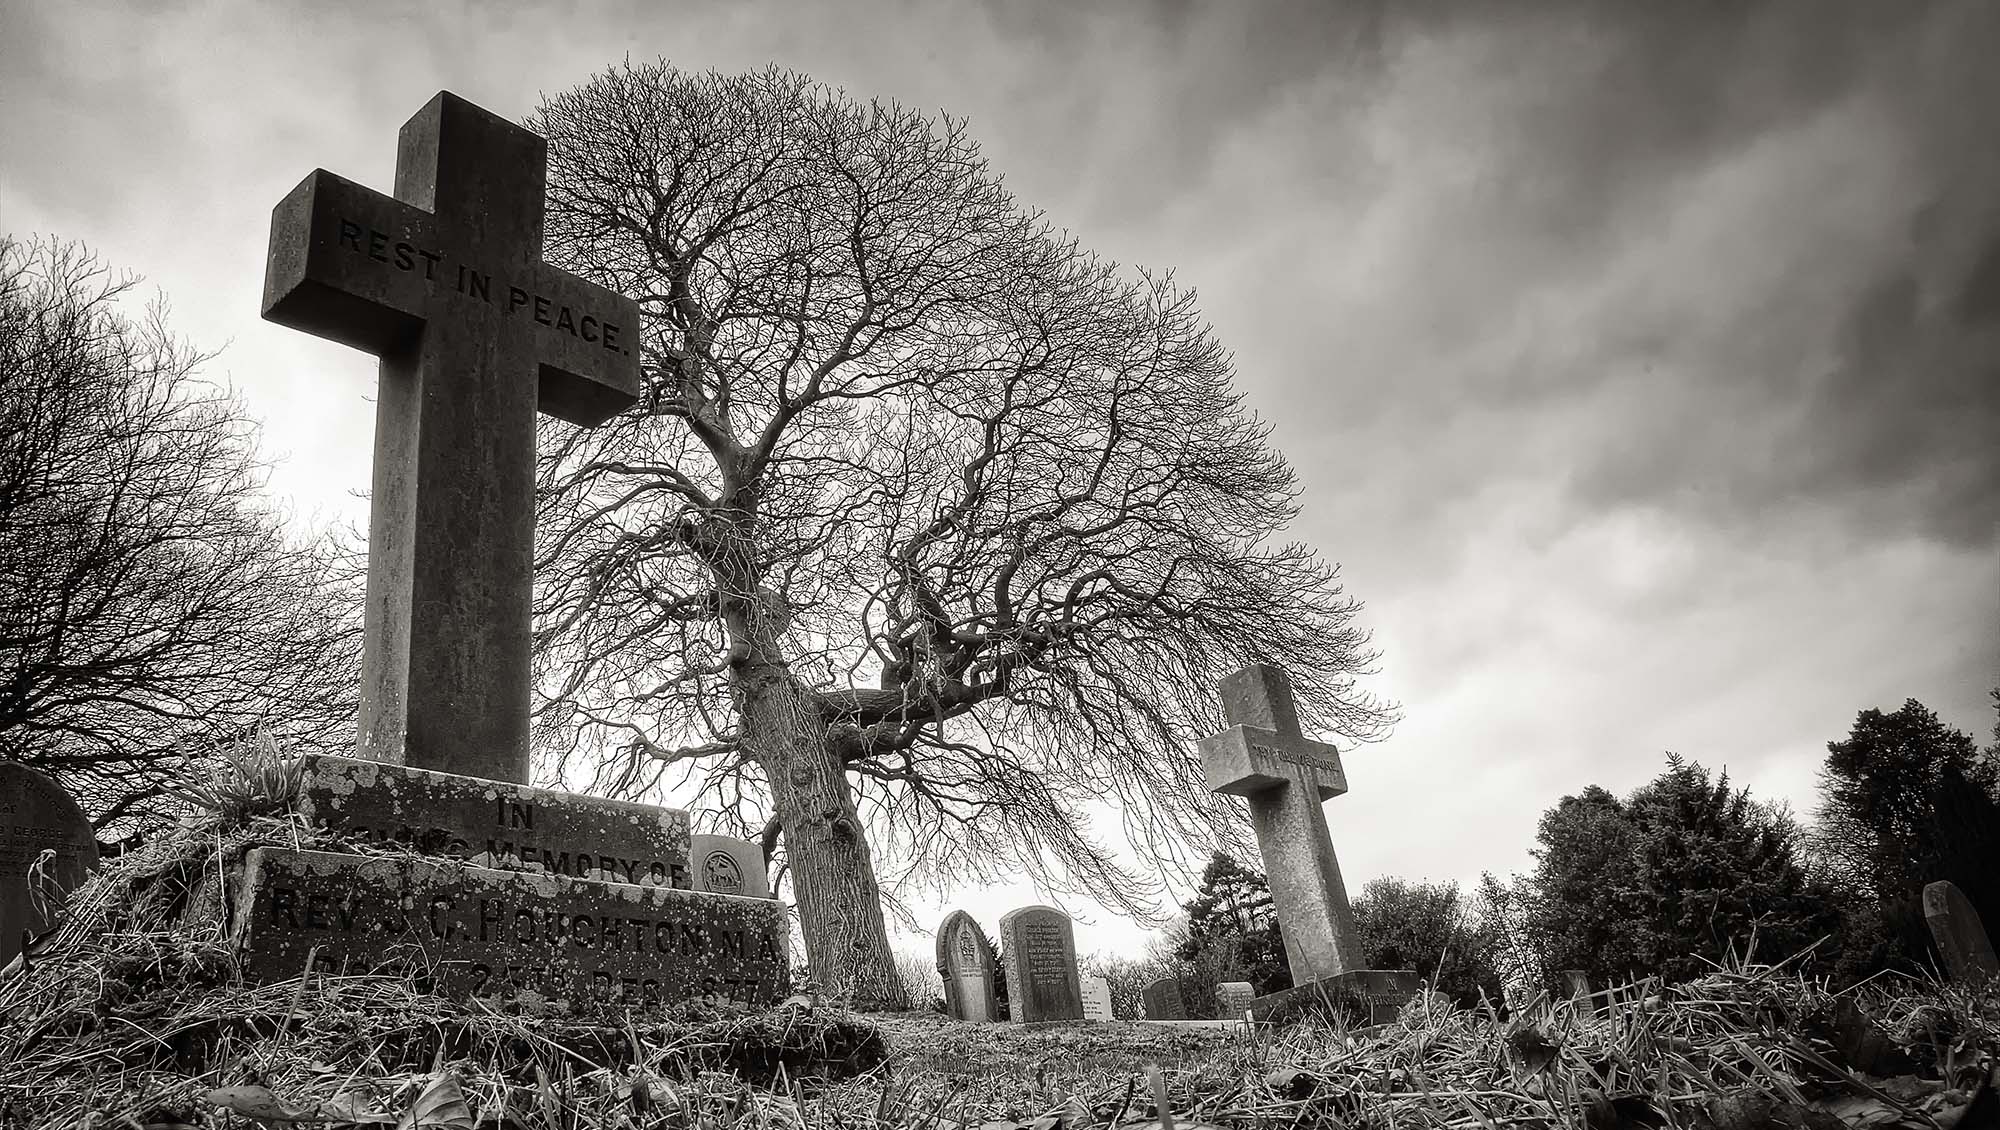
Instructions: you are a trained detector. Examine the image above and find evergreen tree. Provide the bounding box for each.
[1351,876,1504,1006]
[1176,852,1288,995]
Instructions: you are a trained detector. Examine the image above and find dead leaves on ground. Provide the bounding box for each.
[202,1071,468,1129]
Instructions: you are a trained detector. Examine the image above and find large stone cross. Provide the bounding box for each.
[1198,663,1365,984]
[261,92,640,783]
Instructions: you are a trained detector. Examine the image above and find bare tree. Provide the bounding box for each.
[0,237,360,831]
[529,64,1394,1008]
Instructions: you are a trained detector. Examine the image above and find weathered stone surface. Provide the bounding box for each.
[297,754,691,888]
[261,91,640,783]
[1215,980,1257,1019]
[935,909,998,1022]
[1197,662,1365,983]
[1248,969,1422,1025]
[690,834,771,899]
[1142,977,1189,1020]
[1080,974,1115,1021]
[999,905,1082,1023]
[1560,969,1593,998]
[233,847,786,1008]
[1924,880,1999,984]
[1,763,99,968]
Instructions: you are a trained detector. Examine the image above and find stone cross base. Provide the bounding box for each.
[233,848,789,1009]
[1246,969,1424,1026]
[231,756,788,1010]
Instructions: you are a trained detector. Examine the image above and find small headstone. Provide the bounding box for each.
[1080,974,1115,1021]
[999,905,1083,1022]
[233,847,787,1007]
[1142,977,1189,1020]
[1,763,100,968]
[1560,969,1593,998]
[1216,980,1257,1019]
[1924,880,1999,984]
[689,834,771,899]
[934,910,999,1022]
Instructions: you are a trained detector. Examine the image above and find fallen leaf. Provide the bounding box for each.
[1506,1027,1559,1076]
[201,1085,323,1122]
[319,1088,394,1125]
[397,1071,475,1130]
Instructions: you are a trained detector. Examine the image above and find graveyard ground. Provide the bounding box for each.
[2,802,1997,1128]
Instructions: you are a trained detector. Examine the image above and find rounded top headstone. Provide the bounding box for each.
[1,762,100,968]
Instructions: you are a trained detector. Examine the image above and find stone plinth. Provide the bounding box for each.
[999,905,1082,1023]
[233,848,786,1008]
[1,763,99,969]
[936,910,999,1022]
[690,834,771,899]
[296,754,692,889]
[1142,977,1189,1020]
[1248,969,1422,1026]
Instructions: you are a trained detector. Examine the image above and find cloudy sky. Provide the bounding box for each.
[4,0,1995,959]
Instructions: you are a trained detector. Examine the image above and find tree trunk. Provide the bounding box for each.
[734,655,910,1010]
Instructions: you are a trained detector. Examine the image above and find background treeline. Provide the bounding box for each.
[1072,694,2000,1019]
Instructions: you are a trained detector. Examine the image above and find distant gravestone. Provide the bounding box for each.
[1924,880,1999,984]
[1080,974,1115,1021]
[1,763,100,969]
[935,910,999,1022]
[999,905,1083,1022]
[1216,980,1257,1019]
[1142,977,1189,1020]
[1560,969,1593,998]
[690,834,771,899]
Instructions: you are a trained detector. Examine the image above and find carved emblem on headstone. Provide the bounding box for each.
[702,849,744,896]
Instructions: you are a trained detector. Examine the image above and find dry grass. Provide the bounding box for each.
[3,814,1995,1129]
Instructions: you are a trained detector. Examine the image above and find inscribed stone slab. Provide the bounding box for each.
[1215,980,1257,1019]
[1,763,99,969]
[935,909,999,1022]
[689,834,771,899]
[1142,977,1189,1020]
[999,905,1083,1023]
[1080,974,1115,1021]
[296,754,692,888]
[233,847,786,1008]
[1924,880,1999,984]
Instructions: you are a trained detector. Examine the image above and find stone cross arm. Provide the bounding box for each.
[261,95,639,426]
[1199,724,1347,801]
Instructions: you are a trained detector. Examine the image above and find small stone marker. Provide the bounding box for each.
[1199,663,1419,1022]
[999,905,1084,1023]
[1,763,99,969]
[233,848,786,1007]
[298,754,693,887]
[1080,974,1115,1021]
[690,835,771,899]
[1142,977,1189,1020]
[1924,880,1999,984]
[262,90,640,781]
[1560,969,1592,998]
[1216,980,1257,1019]
[935,910,999,1021]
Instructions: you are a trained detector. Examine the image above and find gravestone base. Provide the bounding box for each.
[232,847,788,1011]
[1247,969,1423,1026]
[297,754,695,888]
